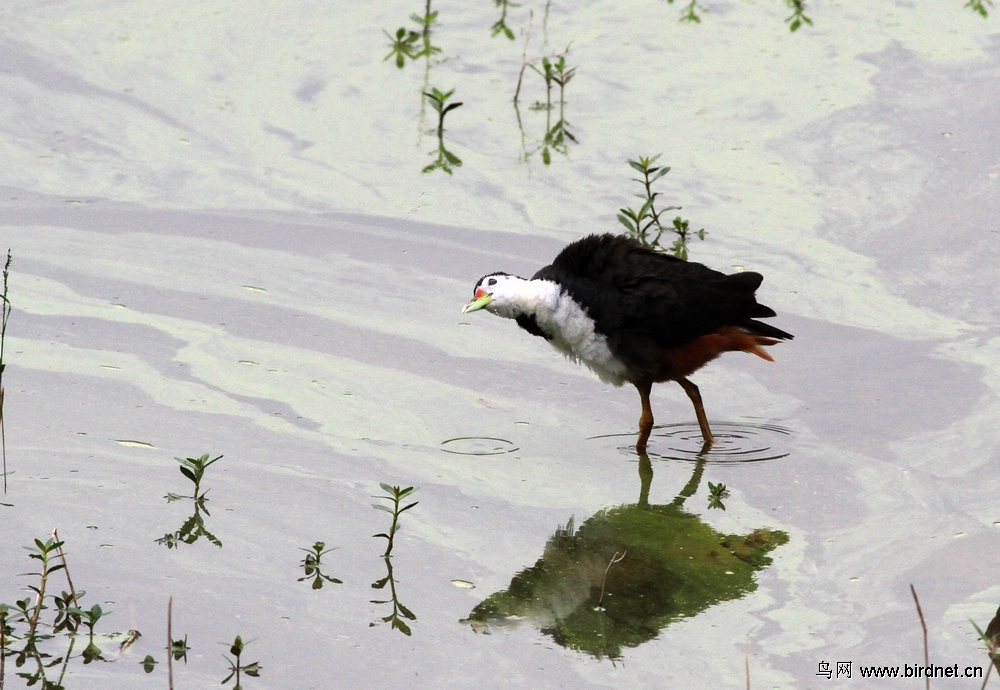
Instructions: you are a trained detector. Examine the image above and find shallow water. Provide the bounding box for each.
[1,1,999,688]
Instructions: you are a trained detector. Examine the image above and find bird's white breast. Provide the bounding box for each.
[530,281,631,386]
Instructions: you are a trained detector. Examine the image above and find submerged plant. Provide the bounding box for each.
[159,453,224,548]
[617,154,706,259]
[297,541,343,589]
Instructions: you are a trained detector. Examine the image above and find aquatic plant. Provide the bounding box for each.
[159,453,224,547]
[513,49,577,165]
[221,635,260,689]
[173,453,222,501]
[0,533,118,686]
[372,483,419,557]
[707,481,730,510]
[297,541,343,589]
[422,88,463,174]
[617,154,706,260]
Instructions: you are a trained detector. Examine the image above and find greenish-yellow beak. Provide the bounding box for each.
[462,290,492,314]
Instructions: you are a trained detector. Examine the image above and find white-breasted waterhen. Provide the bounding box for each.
[462,233,793,453]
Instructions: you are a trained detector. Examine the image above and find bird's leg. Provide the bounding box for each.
[634,379,654,454]
[676,377,714,446]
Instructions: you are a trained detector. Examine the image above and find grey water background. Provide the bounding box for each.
[1,1,999,688]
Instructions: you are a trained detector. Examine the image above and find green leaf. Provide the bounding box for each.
[617,215,637,232]
[392,617,413,636]
[371,503,393,513]
[397,602,417,620]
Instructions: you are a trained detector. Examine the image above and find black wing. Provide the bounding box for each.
[534,234,791,369]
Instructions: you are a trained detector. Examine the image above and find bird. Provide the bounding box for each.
[461,233,793,453]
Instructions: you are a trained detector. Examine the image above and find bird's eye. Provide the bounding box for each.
[487,278,497,286]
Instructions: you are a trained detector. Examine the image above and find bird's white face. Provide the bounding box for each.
[462,273,525,317]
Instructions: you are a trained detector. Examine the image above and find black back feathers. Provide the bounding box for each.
[533,234,792,371]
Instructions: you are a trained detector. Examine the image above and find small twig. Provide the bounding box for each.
[745,628,752,689]
[1,248,10,494]
[910,584,930,690]
[597,551,626,609]
[513,10,534,104]
[167,597,174,690]
[52,529,80,607]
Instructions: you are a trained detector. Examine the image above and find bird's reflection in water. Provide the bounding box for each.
[462,454,788,659]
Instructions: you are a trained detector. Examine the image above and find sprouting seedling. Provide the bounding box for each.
[491,0,517,40]
[617,154,706,259]
[221,635,260,689]
[173,453,222,501]
[707,481,730,511]
[372,483,419,557]
[297,541,343,589]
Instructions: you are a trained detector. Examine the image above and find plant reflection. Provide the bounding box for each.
[514,52,577,166]
[370,484,419,635]
[157,454,224,548]
[297,542,343,589]
[370,556,418,636]
[462,454,788,659]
